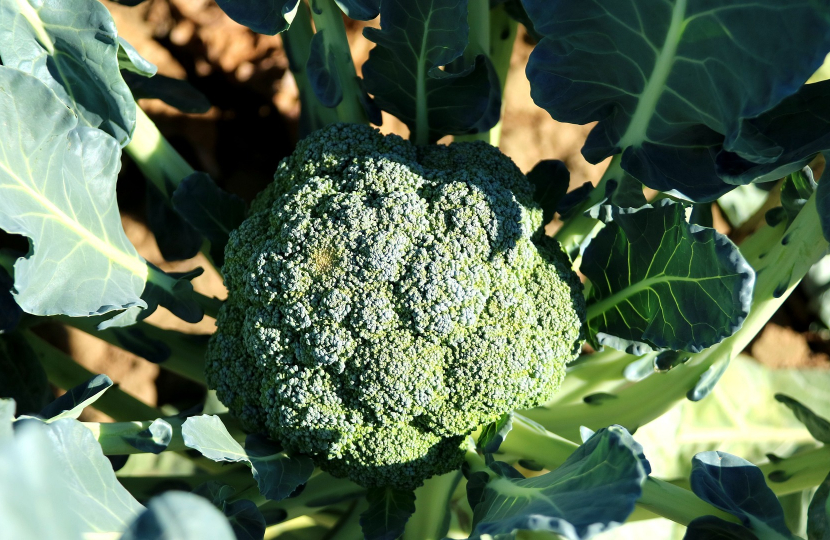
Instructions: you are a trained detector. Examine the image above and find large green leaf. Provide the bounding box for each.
[0,421,84,540]
[524,0,830,201]
[359,486,417,540]
[362,0,500,143]
[691,451,796,539]
[470,426,647,540]
[582,200,754,353]
[0,67,147,316]
[0,0,136,146]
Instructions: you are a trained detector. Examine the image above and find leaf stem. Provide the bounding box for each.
[402,471,463,540]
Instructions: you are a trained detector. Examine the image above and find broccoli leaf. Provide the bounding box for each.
[690,451,795,539]
[146,182,203,262]
[582,200,754,353]
[808,471,830,540]
[46,419,145,532]
[182,415,248,463]
[192,481,267,540]
[0,333,51,416]
[716,81,830,186]
[40,375,113,422]
[524,0,830,202]
[307,30,344,108]
[0,68,148,317]
[470,426,647,540]
[774,394,830,444]
[0,0,136,146]
[684,515,760,540]
[359,487,417,540]
[477,413,513,455]
[171,172,248,266]
[122,72,212,114]
[245,434,315,502]
[122,419,174,454]
[334,0,379,20]
[117,38,158,77]
[362,0,501,143]
[819,167,830,244]
[214,0,301,35]
[527,160,570,226]
[121,492,235,540]
[0,421,85,539]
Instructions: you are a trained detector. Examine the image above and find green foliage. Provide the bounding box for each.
[582,200,754,353]
[206,122,586,489]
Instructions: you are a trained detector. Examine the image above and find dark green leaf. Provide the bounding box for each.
[306,30,343,108]
[117,38,158,77]
[0,265,22,332]
[808,471,830,540]
[0,0,136,145]
[182,415,248,463]
[171,172,247,267]
[685,515,759,540]
[0,332,51,415]
[687,355,730,402]
[778,167,817,227]
[654,351,691,373]
[362,0,501,143]
[224,499,266,540]
[527,160,570,226]
[690,451,795,539]
[46,419,145,532]
[582,200,754,353]
[557,182,594,220]
[775,394,830,444]
[124,419,174,454]
[214,0,301,35]
[40,375,113,421]
[245,434,315,502]
[524,0,830,202]
[477,413,513,454]
[0,421,85,539]
[818,169,830,244]
[470,425,648,540]
[0,68,148,317]
[146,182,203,262]
[121,491,235,540]
[717,80,830,186]
[359,486,417,540]
[122,72,212,114]
[334,0,378,19]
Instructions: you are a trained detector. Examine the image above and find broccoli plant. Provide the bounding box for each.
[1,0,830,539]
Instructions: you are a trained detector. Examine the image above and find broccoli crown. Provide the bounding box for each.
[206,123,586,489]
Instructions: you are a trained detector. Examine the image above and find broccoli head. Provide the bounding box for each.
[205,123,586,489]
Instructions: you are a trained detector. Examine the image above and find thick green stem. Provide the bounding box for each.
[526,193,830,440]
[455,3,518,146]
[403,471,463,540]
[554,349,652,405]
[308,0,368,125]
[283,1,341,133]
[23,329,161,421]
[55,316,207,384]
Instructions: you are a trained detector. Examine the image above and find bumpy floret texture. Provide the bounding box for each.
[206,123,586,489]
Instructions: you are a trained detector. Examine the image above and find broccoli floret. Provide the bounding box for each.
[206,123,586,489]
